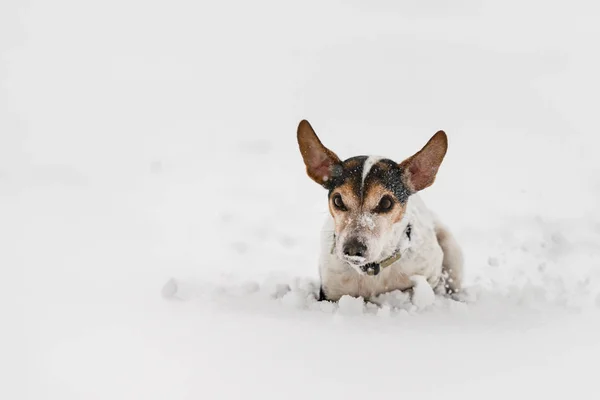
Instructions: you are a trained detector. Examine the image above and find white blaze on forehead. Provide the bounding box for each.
[361,156,383,189]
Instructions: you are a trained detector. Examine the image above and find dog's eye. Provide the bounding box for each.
[376,196,394,212]
[332,194,346,210]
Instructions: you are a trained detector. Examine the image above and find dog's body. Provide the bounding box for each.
[297,120,464,302]
[318,193,463,301]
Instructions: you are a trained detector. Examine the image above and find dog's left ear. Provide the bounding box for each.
[297,119,341,186]
[399,130,448,192]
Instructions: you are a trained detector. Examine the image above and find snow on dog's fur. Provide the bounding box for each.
[297,119,464,302]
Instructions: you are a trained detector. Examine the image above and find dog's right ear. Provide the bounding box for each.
[297,120,341,186]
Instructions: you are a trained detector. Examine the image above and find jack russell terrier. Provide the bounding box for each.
[297,120,464,302]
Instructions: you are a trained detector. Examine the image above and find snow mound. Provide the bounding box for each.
[410,275,436,309]
[337,295,365,316]
[161,259,600,321]
[161,274,454,317]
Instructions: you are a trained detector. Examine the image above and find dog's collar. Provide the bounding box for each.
[331,223,412,276]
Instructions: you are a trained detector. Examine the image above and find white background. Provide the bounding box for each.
[2,1,600,399]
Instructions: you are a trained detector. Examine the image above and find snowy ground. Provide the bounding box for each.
[3,1,600,399]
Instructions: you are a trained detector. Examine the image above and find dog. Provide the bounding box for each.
[297,120,464,302]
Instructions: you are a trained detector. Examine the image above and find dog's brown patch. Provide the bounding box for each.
[362,181,407,223]
[329,183,360,232]
[326,160,410,236]
[362,182,390,210]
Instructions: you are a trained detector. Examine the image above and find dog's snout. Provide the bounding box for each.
[343,239,367,258]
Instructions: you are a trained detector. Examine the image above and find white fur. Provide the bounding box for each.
[318,194,463,301]
[361,156,382,189]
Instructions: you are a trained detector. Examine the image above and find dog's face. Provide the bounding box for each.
[297,120,447,273]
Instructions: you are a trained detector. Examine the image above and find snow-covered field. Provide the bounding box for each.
[3,1,600,399]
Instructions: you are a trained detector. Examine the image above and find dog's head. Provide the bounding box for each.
[297,120,447,274]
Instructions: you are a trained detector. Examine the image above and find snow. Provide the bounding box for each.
[342,254,367,265]
[337,295,365,316]
[2,1,600,399]
[410,275,436,309]
[358,213,376,230]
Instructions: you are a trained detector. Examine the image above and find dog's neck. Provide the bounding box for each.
[379,220,413,262]
[364,222,413,274]
[381,204,415,255]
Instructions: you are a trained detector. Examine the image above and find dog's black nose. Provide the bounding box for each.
[343,239,367,258]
